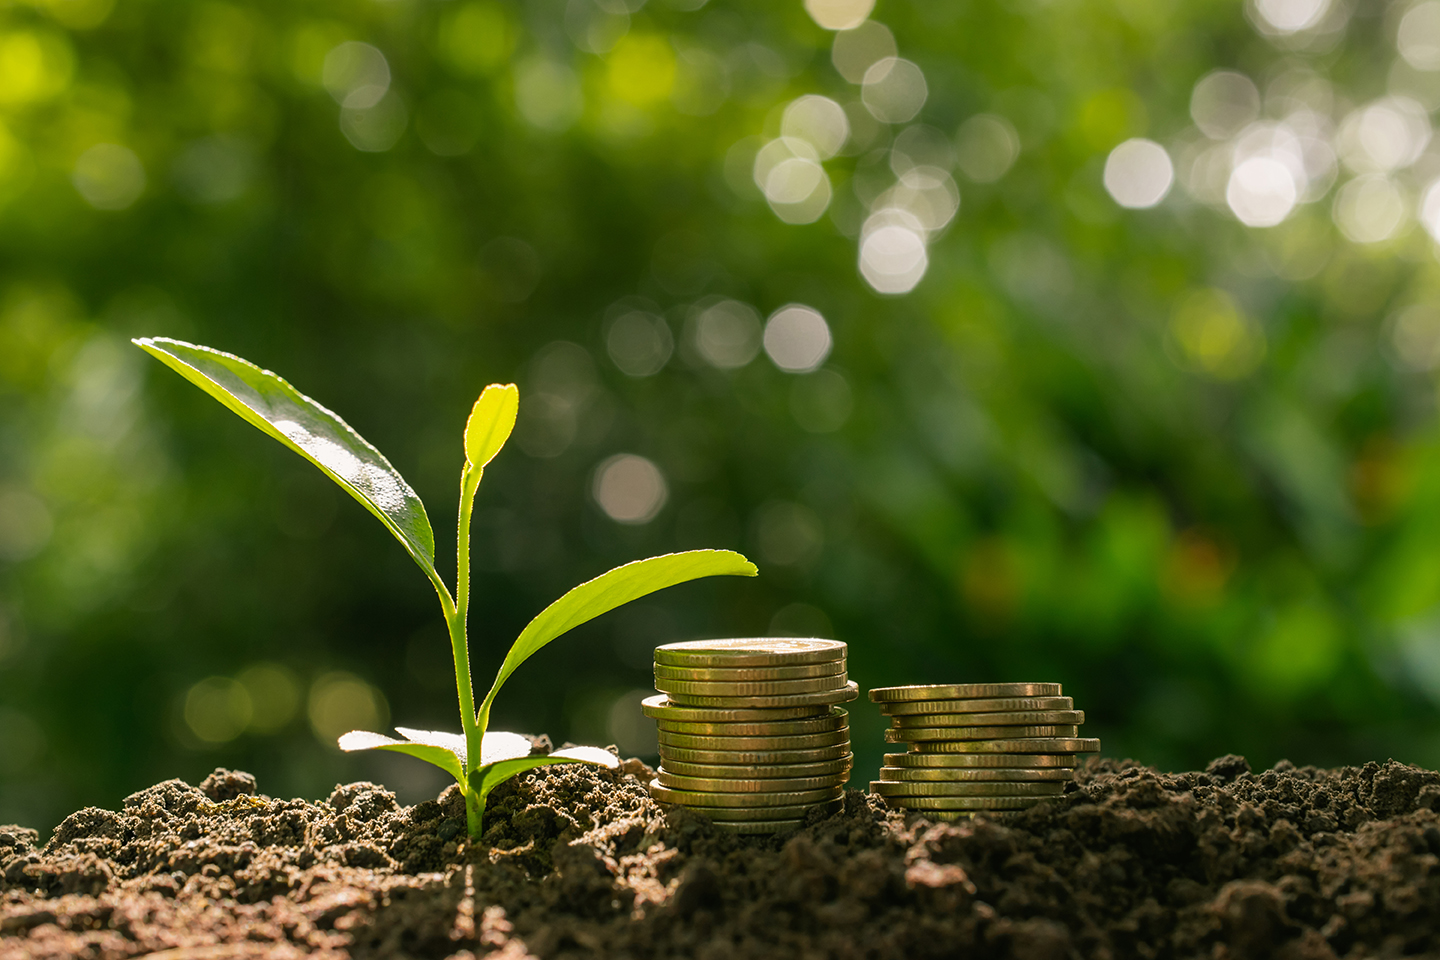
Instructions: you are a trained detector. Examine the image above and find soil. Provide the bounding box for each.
[3,753,1440,959]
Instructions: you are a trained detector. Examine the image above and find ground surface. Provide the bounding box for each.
[2,754,1439,959]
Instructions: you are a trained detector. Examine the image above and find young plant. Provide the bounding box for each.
[134,337,757,839]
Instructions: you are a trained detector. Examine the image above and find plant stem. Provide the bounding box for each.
[465,786,486,840]
[454,465,483,772]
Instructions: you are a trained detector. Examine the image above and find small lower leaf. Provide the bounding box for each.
[338,730,464,785]
[550,746,622,767]
[395,727,469,765]
[479,731,535,767]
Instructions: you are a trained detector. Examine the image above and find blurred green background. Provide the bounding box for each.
[7,0,1440,831]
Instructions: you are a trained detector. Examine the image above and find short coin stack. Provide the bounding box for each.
[644,638,858,835]
[868,683,1100,820]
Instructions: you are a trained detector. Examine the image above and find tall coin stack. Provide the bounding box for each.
[644,638,859,835]
[868,683,1100,820]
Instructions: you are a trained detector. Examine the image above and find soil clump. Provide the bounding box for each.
[3,754,1439,958]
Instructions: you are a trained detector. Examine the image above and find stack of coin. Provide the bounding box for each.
[867,683,1100,820]
[644,638,858,835]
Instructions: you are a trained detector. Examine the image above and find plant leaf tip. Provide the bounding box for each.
[464,382,520,469]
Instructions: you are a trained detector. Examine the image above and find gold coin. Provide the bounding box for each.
[661,744,852,765]
[884,752,1078,768]
[709,819,805,834]
[654,638,847,667]
[889,710,1083,727]
[908,738,1101,754]
[653,662,846,682]
[660,757,853,779]
[870,780,1065,797]
[656,674,850,698]
[667,680,859,709]
[649,779,843,807]
[658,769,847,793]
[886,725,1079,742]
[658,728,849,751]
[868,683,1061,702]
[640,694,824,723]
[688,798,844,821]
[878,697,1073,715]
[655,710,847,737]
[877,795,1040,810]
[877,766,1072,782]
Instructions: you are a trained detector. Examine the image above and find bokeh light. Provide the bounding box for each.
[892,125,956,174]
[1335,98,1430,174]
[1169,289,1266,379]
[0,29,74,106]
[71,144,145,211]
[861,58,927,124]
[1190,71,1261,139]
[804,0,875,31]
[763,305,832,373]
[1399,2,1440,71]
[340,92,408,153]
[954,115,1019,182]
[322,42,390,109]
[1227,156,1298,226]
[565,0,630,55]
[874,166,959,234]
[692,299,762,368]
[593,454,668,524]
[607,311,673,377]
[782,96,849,159]
[514,59,584,131]
[307,673,388,747]
[859,211,928,293]
[184,677,253,744]
[831,20,895,84]
[754,136,832,223]
[1103,139,1174,209]
[236,663,301,735]
[1333,176,1407,244]
[1420,179,1440,242]
[1250,0,1332,35]
[1390,305,1440,370]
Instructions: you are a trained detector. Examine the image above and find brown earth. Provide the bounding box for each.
[3,753,1440,959]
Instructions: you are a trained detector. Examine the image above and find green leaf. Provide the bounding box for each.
[394,726,468,761]
[464,383,519,469]
[338,730,464,785]
[478,730,534,766]
[485,549,756,701]
[133,337,437,578]
[473,746,619,798]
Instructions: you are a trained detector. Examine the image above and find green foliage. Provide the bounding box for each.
[464,384,519,470]
[480,550,761,721]
[136,337,755,838]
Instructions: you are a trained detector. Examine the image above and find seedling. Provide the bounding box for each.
[134,338,757,839]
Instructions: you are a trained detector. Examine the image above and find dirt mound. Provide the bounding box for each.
[3,754,1439,958]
